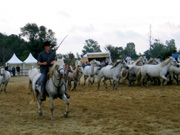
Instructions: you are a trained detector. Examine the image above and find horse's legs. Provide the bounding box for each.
[84,76,87,85]
[62,95,70,118]
[4,82,8,93]
[0,84,4,93]
[103,78,108,89]
[72,80,77,90]
[1,82,8,93]
[49,97,55,121]
[34,91,42,116]
[112,80,116,90]
[88,76,91,86]
[141,74,145,86]
[67,80,71,90]
[109,79,112,86]
[113,78,119,90]
[97,75,103,90]
[160,75,167,87]
[92,76,95,85]
[0,84,2,92]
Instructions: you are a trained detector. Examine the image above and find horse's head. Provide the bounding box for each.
[48,59,65,78]
[77,67,83,75]
[0,68,5,76]
[113,60,129,69]
[142,56,148,64]
[171,57,179,67]
[154,58,161,65]
[66,66,73,73]
[122,60,129,69]
[94,60,101,66]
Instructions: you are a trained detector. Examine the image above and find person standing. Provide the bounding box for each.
[82,62,85,69]
[126,54,132,64]
[16,65,20,76]
[12,66,16,76]
[172,50,179,62]
[8,66,12,74]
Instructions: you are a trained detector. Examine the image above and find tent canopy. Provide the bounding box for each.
[23,53,37,63]
[6,53,23,64]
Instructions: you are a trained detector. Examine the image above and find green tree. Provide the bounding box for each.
[20,23,57,58]
[144,39,176,60]
[124,42,138,59]
[82,39,101,56]
[105,44,124,62]
[0,33,28,66]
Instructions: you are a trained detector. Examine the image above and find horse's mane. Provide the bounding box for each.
[48,59,64,78]
[134,56,142,65]
[160,57,172,67]
[111,60,122,69]
[147,58,153,63]
[90,59,95,65]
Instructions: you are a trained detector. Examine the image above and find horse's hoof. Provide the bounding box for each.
[51,118,55,122]
[39,112,43,117]
[64,113,68,118]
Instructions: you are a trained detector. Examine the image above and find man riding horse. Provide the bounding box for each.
[37,41,70,101]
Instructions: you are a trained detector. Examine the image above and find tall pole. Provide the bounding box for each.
[149,24,152,51]
[2,42,5,66]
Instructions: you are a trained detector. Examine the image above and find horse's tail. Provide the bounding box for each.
[121,68,129,80]
[29,92,36,105]
[28,79,36,104]
[28,80,32,93]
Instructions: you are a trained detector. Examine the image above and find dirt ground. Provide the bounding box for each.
[0,76,180,135]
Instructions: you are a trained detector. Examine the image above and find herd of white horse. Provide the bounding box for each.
[1,56,180,121]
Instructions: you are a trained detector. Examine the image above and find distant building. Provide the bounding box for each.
[80,52,112,63]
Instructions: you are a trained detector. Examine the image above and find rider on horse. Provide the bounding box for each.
[37,41,70,101]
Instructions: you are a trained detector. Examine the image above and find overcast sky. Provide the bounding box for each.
[1,0,180,55]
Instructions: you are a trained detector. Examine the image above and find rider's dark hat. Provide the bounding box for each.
[43,41,51,47]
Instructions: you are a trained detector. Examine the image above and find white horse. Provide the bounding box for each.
[28,68,40,104]
[28,68,39,92]
[0,68,11,93]
[140,57,179,87]
[97,60,129,90]
[167,64,180,84]
[147,58,161,65]
[83,59,101,85]
[121,56,146,86]
[32,59,69,121]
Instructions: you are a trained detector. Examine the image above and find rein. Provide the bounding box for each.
[52,68,65,91]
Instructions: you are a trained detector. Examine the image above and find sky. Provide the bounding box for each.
[1,0,180,55]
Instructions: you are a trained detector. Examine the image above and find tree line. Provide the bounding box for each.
[0,23,178,66]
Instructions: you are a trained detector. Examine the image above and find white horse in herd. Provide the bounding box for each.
[97,60,129,90]
[140,57,179,87]
[167,64,180,84]
[83,59,101,85]
[0,68,11,93]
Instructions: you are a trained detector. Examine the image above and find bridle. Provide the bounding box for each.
[52,67,65,91]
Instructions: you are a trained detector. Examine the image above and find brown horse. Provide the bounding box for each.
[67,66,83,90]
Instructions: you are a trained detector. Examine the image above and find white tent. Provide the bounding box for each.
[24,53,37,64]
[6,53,23,64]
[6,53,23,76]
[23,53,38,70]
